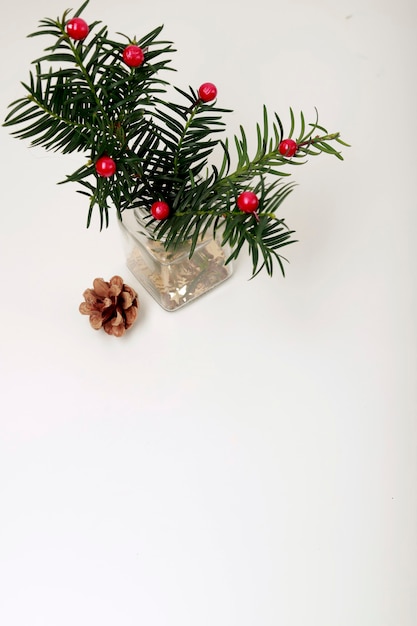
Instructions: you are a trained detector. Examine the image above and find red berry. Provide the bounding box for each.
[122,45,145,68]
[95,156,116,178]
[151,201,170,220]
[279,138,297,157]
[198,82,217,103]
[237,191,259,213]
[66,17,89,41]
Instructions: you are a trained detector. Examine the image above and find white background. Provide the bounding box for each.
[1,0,416,625]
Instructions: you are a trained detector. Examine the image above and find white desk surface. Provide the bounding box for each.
[1,1,416,625]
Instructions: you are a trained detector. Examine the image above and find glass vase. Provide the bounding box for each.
[119,208,233,311]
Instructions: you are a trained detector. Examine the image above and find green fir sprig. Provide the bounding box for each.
[3,0,348,277]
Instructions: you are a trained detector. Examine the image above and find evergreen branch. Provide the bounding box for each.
[3,1,348,278]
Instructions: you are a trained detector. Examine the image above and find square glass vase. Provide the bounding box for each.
[119,209,233,311]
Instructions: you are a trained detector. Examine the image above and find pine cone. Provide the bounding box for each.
[79,276,139,337]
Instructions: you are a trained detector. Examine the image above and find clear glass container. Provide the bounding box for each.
[119,209,233,311]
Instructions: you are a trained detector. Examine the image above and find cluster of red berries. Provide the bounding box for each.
[95,142,298,222]
[234,139,299,218]
[66,18,145,68]
[68,17,299,222]
[150,194,261,222]
[93,78,217,184]
[226,138,299,219]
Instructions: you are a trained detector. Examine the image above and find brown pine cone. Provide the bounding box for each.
[79,276,139,337]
